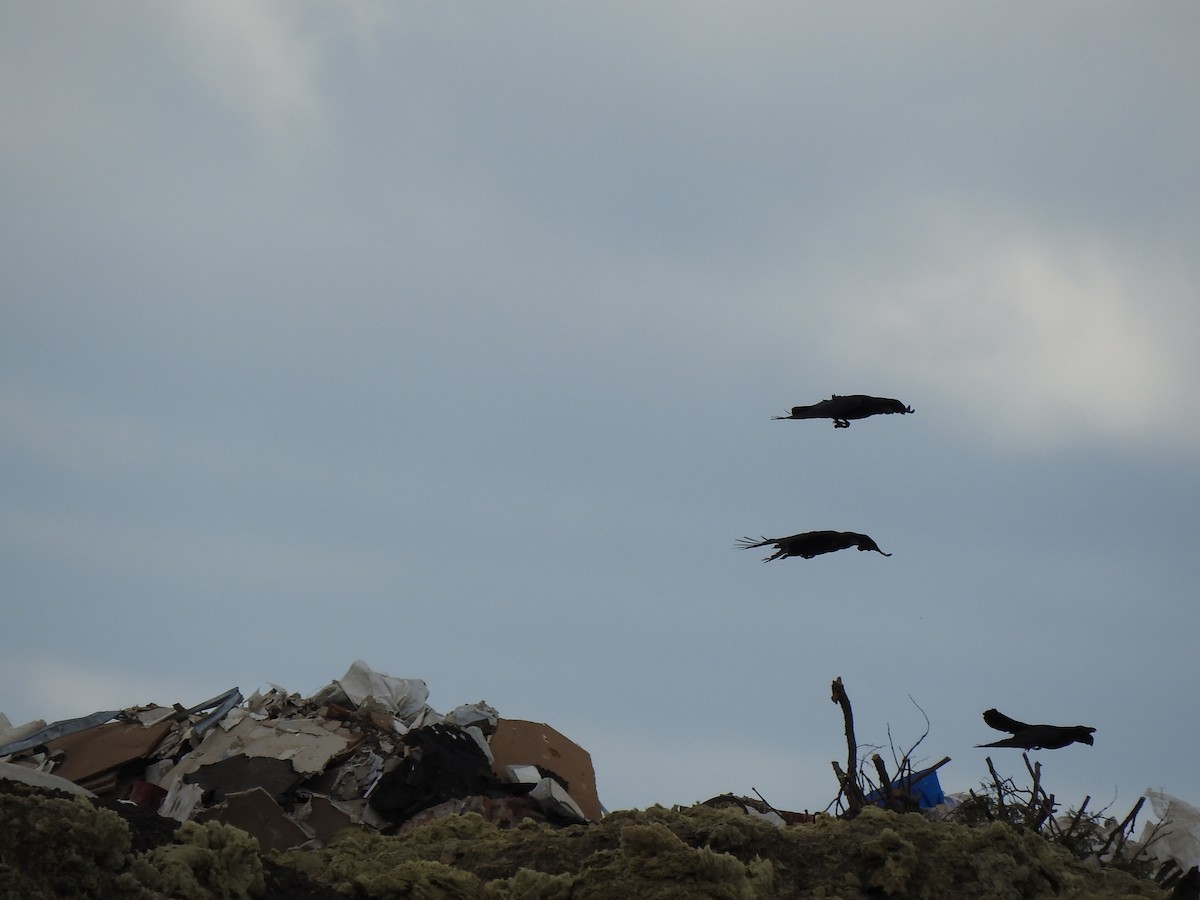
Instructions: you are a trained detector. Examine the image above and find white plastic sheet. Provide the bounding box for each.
[335,660,429,721]
[1140,790,1200,871]
[0,761,96,798]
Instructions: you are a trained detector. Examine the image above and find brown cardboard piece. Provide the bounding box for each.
[292,795,364,846]
[195,787,311,854]
[487,718,601,820]
[44,719,175,794]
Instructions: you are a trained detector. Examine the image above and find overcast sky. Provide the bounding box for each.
[3,2,1199,817]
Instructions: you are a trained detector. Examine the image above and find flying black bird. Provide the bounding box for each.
[976,708,1096,750]
[736,530,892,562]
[772,394,914,428]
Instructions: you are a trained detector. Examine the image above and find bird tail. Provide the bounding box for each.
[736,536,783,561]
[735,536,771,550]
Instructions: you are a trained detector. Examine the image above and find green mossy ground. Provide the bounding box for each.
[277,805,1165,899]
[1,790,263,899]
[2,784,1167,899]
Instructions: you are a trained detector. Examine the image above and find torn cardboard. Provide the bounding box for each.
[489,718,601,821]
[3,661,605,840]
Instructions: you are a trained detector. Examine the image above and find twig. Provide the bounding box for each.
[896,756,952,806]
[1059,795,1091,842]
[1023,754,1043,803]
[1132,816,1171,866]
[751,787,777,813]
[1031,793,1057,831]
[886,696,931,774]
[985,756,1007,817]
[1098,796,1145,859]
[914,755,952,786]
[1020,754,1057,831]
[830,761,852,812]
[872,754,894,807]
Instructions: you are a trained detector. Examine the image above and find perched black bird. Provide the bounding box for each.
[736,530,892,562]
[976,708,1096,750]
[772,394,914,428]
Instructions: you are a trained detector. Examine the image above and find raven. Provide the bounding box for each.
[772,394,914,428]
[736,530,892,562]
[976,708,1096,750]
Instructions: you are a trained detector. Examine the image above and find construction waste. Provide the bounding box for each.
[0,660,600,852]
[2,661,1196,899]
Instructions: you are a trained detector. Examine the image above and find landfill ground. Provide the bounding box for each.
[0,662,1190,898]
[0,775,1174,900]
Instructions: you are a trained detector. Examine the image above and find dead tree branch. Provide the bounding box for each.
[985,756,1008,818]
[1098,796,1145,860]
[830,677,866,813]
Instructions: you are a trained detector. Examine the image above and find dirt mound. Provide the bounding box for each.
[279,804,1165,899]
[3,778,1166,899]
[0,779,337,899]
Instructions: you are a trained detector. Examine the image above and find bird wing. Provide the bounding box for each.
[983,708,1032,734]
[975,737,1027,749]
[774,531,832,556]
[825,395,866,415]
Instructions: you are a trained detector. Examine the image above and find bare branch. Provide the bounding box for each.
[985,756,1008,817]
[1098,796,1146,860]
[831,677,866,813]
[872,754,893,807]
[1059,795,1091,842]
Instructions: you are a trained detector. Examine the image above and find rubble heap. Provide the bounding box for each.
[0,660,601,853]
[3,662,1189,899]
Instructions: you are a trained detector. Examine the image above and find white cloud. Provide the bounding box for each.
[165,1,329,138]
[819,221,1195,454]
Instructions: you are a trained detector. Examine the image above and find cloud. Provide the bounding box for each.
[164,1,331,138]
[813,217,1195,454]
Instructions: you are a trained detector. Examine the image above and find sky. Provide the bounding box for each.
[2,2,1199,819]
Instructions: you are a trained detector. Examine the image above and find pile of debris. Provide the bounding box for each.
[0,660,602,853]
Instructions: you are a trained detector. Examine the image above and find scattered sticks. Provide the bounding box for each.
[828,676,949,816]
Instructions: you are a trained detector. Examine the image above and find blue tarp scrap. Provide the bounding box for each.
[865,768,945,809]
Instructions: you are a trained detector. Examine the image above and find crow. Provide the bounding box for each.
[772,394,914,428]
[976,708,1096,750]
[736,530,892,562]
